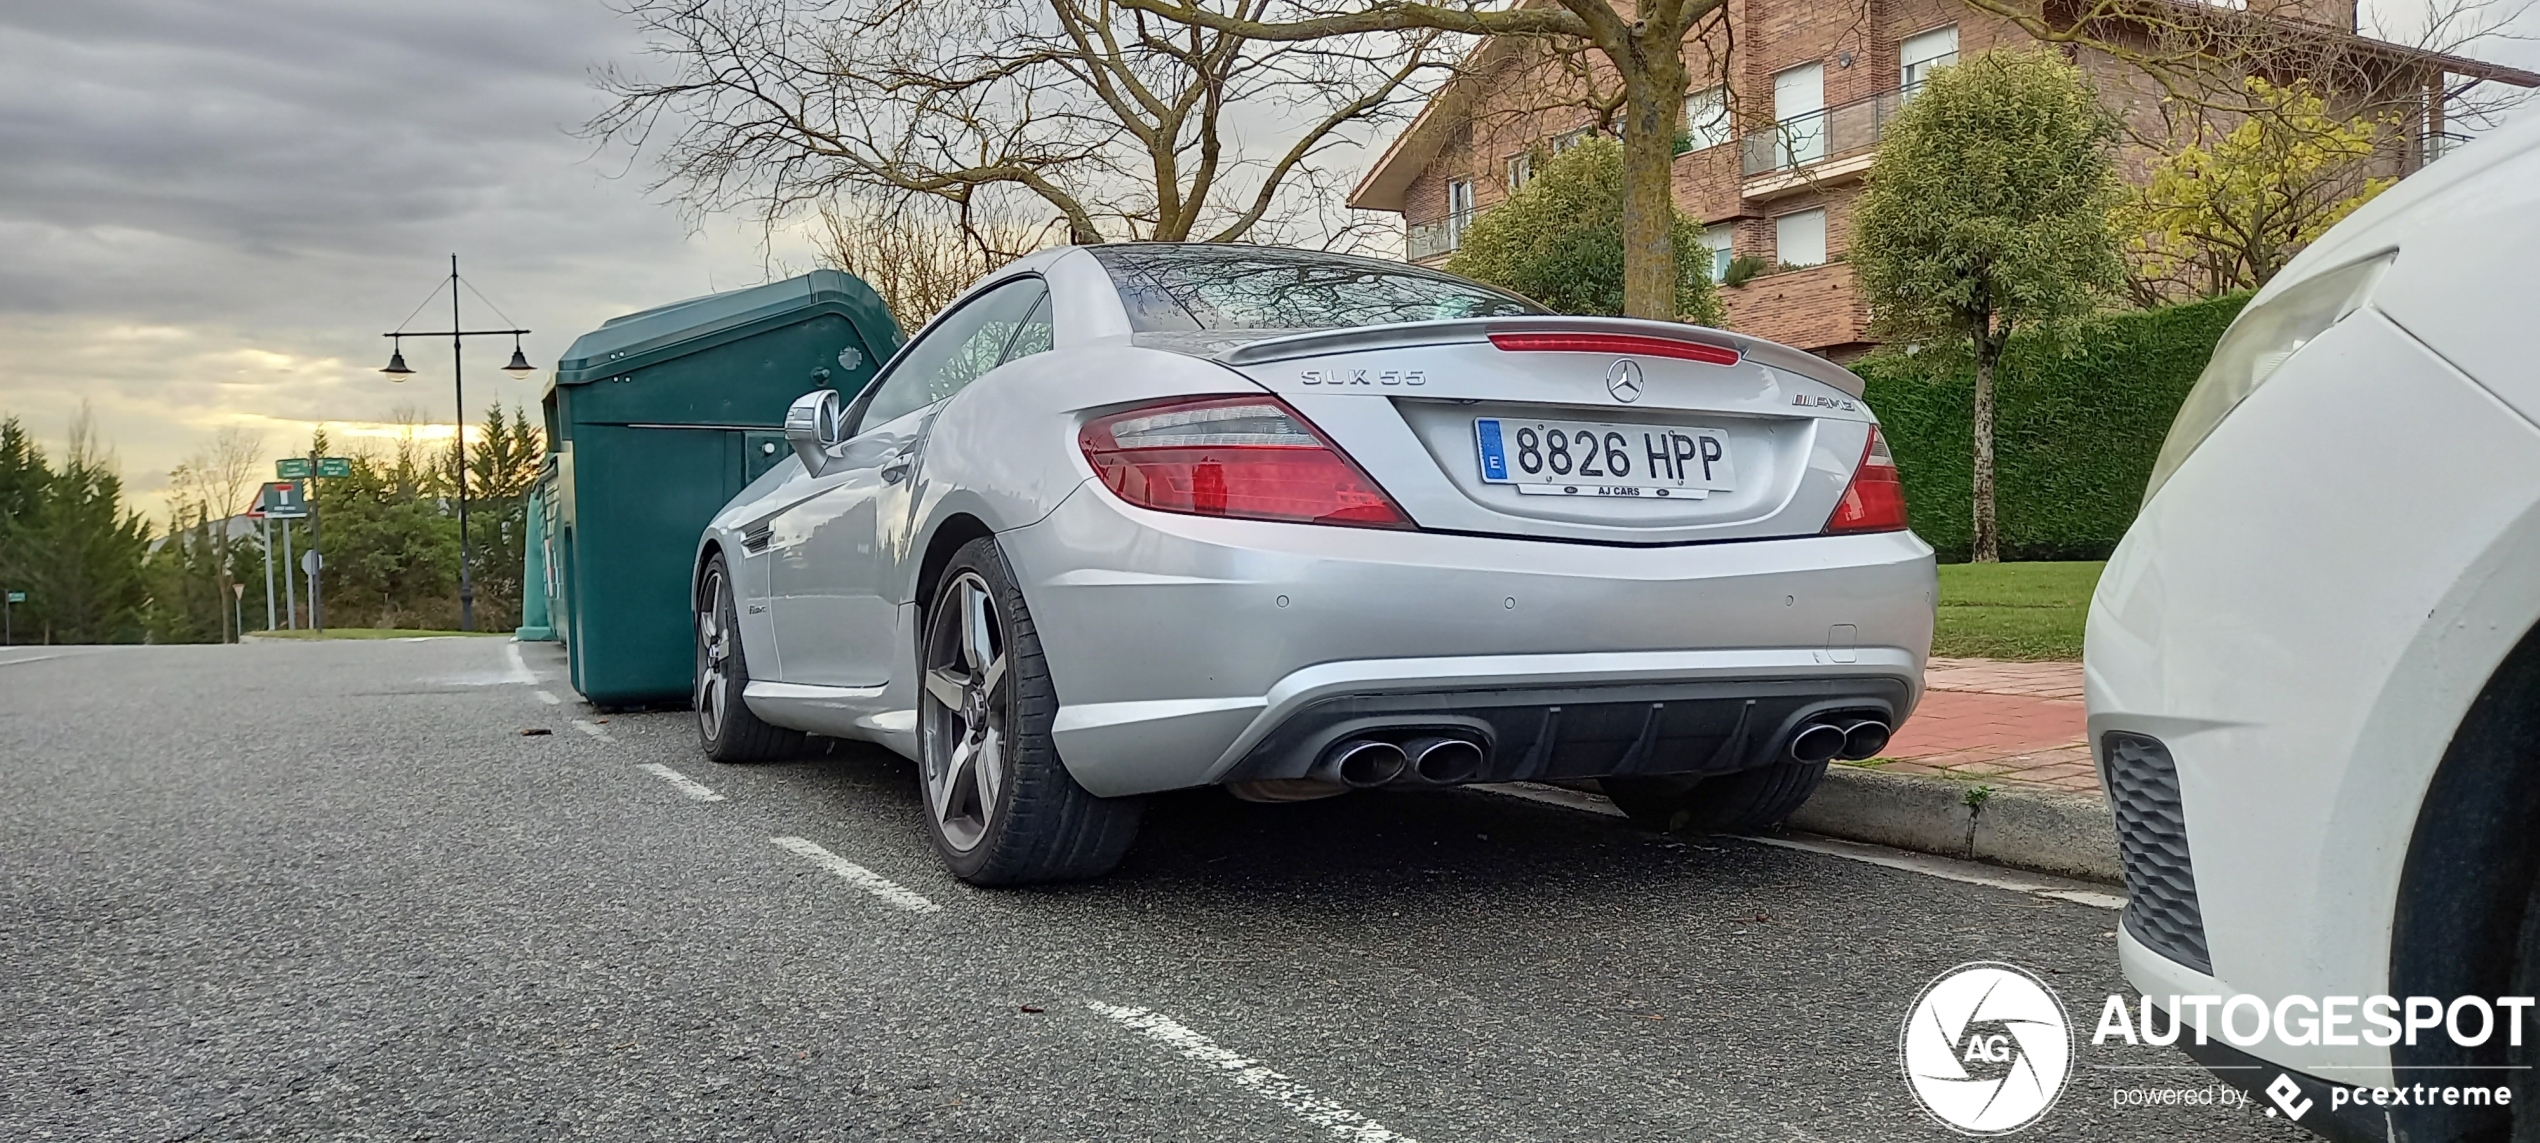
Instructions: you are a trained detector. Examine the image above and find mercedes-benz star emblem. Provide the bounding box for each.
[1606,358,1644,403]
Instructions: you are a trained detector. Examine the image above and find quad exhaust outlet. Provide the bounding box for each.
[1787,717,1892,764]
[1406,736,1485,784]
[1314,738,1409,788]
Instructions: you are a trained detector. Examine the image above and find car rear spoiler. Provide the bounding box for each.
[1213,317,1866,398]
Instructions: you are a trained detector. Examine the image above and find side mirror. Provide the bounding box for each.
[785,389,846,476]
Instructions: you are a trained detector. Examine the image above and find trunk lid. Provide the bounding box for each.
[1182,318,1880,545]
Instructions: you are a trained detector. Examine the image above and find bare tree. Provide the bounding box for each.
[590,0,1442,253]
[166,425,264,642]
[814,203,1047,328]
[1939,0,2535,140]
[1110,1,1737,321]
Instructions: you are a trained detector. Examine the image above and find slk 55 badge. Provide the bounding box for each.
[1300,368,1425,387]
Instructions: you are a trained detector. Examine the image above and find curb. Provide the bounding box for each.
[1784,764,2122,885]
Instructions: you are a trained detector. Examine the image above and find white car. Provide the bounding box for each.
[692,244,1934,885]
[2091,118,2540,1136]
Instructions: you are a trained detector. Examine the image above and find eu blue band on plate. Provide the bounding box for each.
[1476,419,1509,481]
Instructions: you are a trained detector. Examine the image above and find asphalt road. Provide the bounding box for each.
[1,638,2309,1142]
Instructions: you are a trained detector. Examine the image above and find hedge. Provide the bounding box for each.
[1855,293,2248,562]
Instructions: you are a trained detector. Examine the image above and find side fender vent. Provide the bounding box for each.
[742,524,772,555]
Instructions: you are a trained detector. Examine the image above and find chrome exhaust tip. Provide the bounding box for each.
[1839,719,1892,760]
[1317,738,1408,788]
[1406,736,1485,785]
[1788,722,1847,765]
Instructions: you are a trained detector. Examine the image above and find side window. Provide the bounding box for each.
[855,278,1047,430]
[999,295,1054,364]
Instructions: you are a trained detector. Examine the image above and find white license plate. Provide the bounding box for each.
[1473,417,1735,499]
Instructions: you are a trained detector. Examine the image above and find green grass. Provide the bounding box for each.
[1932,560,2104,661]
[247,628,507,640]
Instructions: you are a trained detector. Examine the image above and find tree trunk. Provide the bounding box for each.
[1971,334,2001,564]
[1617,48,1686,322]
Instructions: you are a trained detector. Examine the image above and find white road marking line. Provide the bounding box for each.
[1469,782,2125,911]
[769,837,941,913]
[535,689,561,705]
[1085,1000,1419,1143]
[639,763,725,802]
[571,719,613,742]
[503,641,538,684]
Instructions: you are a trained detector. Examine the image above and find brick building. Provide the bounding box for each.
[1350,0,2536,358]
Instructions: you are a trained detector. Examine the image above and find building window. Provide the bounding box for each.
[1446,178,1475,249]
[1902,26,1959,95]
[1550,127,1593,154]
[1775,209,1827,267]
[1772,63,1826,166]
[1702,223,1736,283]
[1684,86,1732,152]
[1507,152,1533,190]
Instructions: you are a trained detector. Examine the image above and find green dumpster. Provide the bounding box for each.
[542,269,902,707]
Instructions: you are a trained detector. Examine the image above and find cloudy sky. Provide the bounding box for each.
[0,0,837,516]
[4,0,2534,521]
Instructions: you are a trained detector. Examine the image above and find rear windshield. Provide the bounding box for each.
[1090,244,1545,333]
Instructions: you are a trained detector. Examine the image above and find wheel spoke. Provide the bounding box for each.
[936,737,974,820]
[977,651,1007,699]
[923,667,968,710]
[974,726,1002,809]
[962,579,995,673]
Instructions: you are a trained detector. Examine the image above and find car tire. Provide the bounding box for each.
[918,537,1141,885]
[694,553,805,763]
[1606,763,1829,834]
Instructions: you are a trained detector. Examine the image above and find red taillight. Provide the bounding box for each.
[1079,396,1411,529]
[1824,427,1909,534]
[1487,331,1741,367]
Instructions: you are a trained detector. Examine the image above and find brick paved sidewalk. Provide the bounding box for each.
[1857,657,2097,794]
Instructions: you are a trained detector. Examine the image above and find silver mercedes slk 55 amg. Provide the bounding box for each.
[690,243,1935,884]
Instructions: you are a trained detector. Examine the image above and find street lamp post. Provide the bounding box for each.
[381,254,534,632]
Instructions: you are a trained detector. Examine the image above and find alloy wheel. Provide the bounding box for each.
[695,566,731,742]
[921,571,1007,852]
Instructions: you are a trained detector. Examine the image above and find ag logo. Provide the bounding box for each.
[1900,962,2073,1135]
[1606,358,1643,402]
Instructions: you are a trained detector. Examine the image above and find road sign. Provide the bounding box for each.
[261,481,307,519]
[276,457,310,479]
[5,591,23,604]
[317,457,351,479]
[301,550,324,576]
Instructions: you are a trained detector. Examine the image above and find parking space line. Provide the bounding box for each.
[535,690,561,705]
[571,719,613,742]
[503,642,537,684]
[639,763,725,802]
[769,837,941,913]
[1469,782,2125,911]
[1084,1000,1419,1143]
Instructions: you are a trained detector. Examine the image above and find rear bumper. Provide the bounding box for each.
[999,480,1935,796]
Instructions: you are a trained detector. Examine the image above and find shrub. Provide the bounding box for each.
[1858,293,2247,562]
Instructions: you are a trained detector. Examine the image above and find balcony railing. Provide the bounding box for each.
[1406,211,1478,262]
[2418,129,2470,168]
[1742,85,1911,177]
